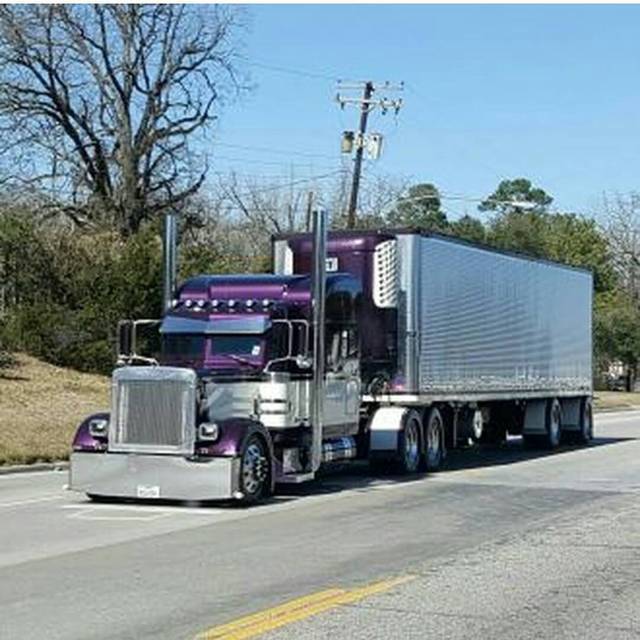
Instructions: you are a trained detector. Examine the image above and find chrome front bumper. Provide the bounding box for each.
[69,452,240,501]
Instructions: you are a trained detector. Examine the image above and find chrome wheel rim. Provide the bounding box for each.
[404,418,420,471]
[242,440,268,495]
[427,417,442,467]
[472,410,483,440]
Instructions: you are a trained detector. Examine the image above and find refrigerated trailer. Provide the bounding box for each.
[70,212,593,503]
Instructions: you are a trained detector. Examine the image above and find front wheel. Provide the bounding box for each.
[238,434,271,505]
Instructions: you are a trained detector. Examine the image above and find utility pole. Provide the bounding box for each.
[336,81,403,229]
[347,81,373,229]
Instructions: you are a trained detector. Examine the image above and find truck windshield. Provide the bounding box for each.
[211,336,263,357]
[160,332,266,370]
[161,334,206,366]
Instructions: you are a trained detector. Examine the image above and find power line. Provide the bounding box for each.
[246,59,393,86]
[211,154,337,170]
[214,141,337,161]
[246,60,339,82]
[215,169,347,199]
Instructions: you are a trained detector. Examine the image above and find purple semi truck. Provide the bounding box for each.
[69,210,593,504]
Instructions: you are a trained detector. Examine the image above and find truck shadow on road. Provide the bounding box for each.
[83,436,635,508]
[277,435,635,499]
[440,435,634,472]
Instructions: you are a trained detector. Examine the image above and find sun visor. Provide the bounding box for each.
[160,315,272,335]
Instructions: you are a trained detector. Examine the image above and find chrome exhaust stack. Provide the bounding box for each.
[310,208,327,472]
[162,213,178,312]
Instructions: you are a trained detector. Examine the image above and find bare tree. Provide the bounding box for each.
[603,192,640,300]
[331,170,410,229]
[0,4,245,235]
[214,170,346,254]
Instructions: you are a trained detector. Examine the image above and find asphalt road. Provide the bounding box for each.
[1,411,640,640]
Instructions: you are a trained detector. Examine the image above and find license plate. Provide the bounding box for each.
[137,485,160,498]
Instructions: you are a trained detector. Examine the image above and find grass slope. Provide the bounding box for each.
[594,391,640,411]
[0,354,109,465]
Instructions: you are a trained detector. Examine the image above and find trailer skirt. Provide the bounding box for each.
[69,452,239,501]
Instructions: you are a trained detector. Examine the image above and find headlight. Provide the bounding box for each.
[88,418,109,438]
[198,422,220,442]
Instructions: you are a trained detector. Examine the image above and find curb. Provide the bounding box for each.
[0,461,69,476]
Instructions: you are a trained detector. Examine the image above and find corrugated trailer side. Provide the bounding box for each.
[395,233,592,398]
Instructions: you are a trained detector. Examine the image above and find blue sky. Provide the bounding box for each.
[212,4,640,220]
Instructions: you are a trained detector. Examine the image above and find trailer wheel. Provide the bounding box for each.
[576,397,594,445]
[470,409,484,442]
[424,408,445,471]
[524,398,562,449]
[238,434,271,505]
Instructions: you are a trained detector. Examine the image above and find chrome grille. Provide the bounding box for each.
[109,367,197,455]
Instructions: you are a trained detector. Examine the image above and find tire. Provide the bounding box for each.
[424,408,445,471]
[544,398,562,449]
[396,409,422,475]
[470,409,484,442]
[238,434,271,505]
[523,398,562,449]
[576,397,594,445]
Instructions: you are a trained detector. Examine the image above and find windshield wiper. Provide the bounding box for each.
[223,354,262,369]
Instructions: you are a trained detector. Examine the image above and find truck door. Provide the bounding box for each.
[324,327,361,437]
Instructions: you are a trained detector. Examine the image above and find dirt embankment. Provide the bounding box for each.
[0,354,108,465]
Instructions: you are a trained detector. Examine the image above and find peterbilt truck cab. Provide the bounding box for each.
[69,222,370,503]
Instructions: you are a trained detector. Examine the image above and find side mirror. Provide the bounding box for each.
[117,321,133,358]
[295,354,313,370]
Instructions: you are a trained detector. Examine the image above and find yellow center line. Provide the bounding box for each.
[196,575,415,640]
